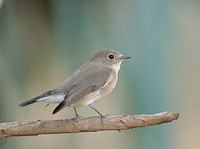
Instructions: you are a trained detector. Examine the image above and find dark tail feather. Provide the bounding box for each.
[18,90,53,107]
[52,100,67,114]
[18,98,38,107]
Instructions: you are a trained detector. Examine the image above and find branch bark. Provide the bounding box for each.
[0,111,179,138]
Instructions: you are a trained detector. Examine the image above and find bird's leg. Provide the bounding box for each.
[89,104,108,126]
[72,107,82,120]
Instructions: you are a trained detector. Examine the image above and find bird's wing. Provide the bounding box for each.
[52,85,99,114]
[52,63,113,114]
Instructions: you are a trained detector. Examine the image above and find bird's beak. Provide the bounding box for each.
[119,56,131,60]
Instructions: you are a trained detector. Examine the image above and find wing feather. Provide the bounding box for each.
[52,63,113,114]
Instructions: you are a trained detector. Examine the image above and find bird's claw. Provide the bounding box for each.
[100,114,109,126]
[71,115,83,120]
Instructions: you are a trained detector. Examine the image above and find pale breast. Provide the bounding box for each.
[101,71,118,96]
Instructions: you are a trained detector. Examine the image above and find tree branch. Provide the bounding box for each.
[0,111,179,138]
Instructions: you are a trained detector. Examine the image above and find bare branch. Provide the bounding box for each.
[0,112,179,138]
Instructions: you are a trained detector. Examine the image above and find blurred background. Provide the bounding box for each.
[0,0,200,149]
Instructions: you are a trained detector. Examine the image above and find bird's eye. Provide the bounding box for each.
[108,54,114,59]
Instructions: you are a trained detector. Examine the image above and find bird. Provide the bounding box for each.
[18,49,130,125]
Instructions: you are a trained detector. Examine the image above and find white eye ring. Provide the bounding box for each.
[108,54,114,59]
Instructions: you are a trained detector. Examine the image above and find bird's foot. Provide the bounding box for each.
[99,114,109,126]
[71,115,83,120]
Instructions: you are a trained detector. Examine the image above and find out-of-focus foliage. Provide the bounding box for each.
[0,0,200,149]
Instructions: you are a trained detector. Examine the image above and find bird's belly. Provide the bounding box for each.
[73,72,118,107]
[72,90,101,107]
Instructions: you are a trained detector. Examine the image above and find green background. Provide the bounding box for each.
[0,0,199,149]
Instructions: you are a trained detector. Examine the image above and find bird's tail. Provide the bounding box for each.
[18,98,38,107]
[18,90,53,107]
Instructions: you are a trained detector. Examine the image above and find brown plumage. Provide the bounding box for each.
[18,49,130,124]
